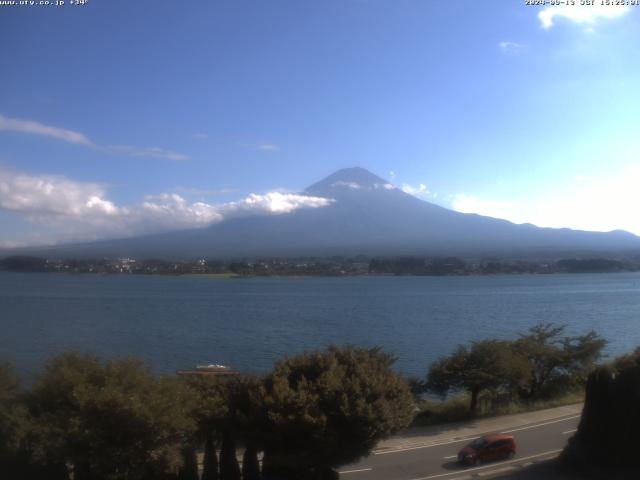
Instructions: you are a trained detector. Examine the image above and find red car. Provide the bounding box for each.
[457,434,516,466]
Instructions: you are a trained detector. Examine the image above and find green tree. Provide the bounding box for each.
[217,375,265,480]
[223,375,266,480]
[1,362,72,480]
[516,324,606,399]
[561,330,607,383]
[427,340,529,415]
[182,375,228,480]
[261,346,414,479]
[27,352,197,480]
[405,376,428,399]
[0,363,39,477]
[183,373,265,480]
[0,362,22,457]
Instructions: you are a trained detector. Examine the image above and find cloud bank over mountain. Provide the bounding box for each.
[0,169,334,246]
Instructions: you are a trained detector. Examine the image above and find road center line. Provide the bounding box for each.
[562,429,577,435]
[338,468,373,474]
[375,415,580,455]
[443,455,457,460]
[409,449,563,480]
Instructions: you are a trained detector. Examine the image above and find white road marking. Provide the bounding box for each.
[409,449,563,480]
[338,468,373,474]
[374,436,478,455]
[443,455,458,459]
[562,429,577,435]
[374,415,579,456]
[501,415,580,434]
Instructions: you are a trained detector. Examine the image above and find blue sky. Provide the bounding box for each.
[1,0,639,246]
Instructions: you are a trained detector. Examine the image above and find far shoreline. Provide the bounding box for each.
[2,270,640,279]
[2,253,639,278]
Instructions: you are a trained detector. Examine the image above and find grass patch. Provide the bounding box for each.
[411,390,584,427]
[412,395,473,427]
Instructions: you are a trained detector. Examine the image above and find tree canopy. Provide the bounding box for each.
[0,329,609,479]
[427,324,607,414]
[261,346,414,478]
[0,362,32,476]
[27,352,197,480]
[515,323,606,398]
[427,340,529,414]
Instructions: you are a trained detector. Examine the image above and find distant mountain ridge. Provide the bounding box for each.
[4,167,640,260]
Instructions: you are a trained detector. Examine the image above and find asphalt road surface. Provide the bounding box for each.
[339,414,580,480]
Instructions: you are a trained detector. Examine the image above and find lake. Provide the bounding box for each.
[1,272,640,380]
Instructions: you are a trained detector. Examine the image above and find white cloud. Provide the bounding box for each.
[539,4,630,29]
[0,171,118,217]
[0,169,334,245]
[389,170,396,180]
[259,144,280,151]
[452,166,640,235]
[498,41,526,54]
[401,183,429,196]
[106,145,188,161]
[140,193,224,229]
[229,192,333,214]
[0,114,93,146]
[330,181,395,191]
[0,113,189,161]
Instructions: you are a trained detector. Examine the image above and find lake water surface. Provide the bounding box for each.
[2,272,640,379]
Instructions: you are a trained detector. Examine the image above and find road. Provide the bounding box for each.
[339,414,580,480]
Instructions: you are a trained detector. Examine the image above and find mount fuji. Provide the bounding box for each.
[9,167,640,259]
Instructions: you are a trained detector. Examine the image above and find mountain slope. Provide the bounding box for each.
[7,167,640,259]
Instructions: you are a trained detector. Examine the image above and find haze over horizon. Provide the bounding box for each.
[2,1,640,247]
